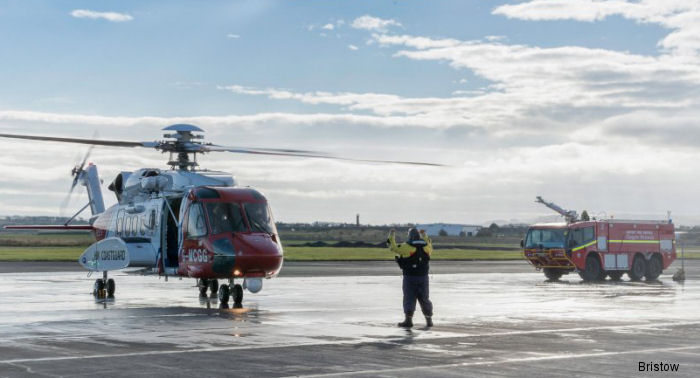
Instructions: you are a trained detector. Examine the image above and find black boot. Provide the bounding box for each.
[397,314,413,328]
[425,316,433,327]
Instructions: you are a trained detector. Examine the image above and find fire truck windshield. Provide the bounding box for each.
[525,228,567,249]
[244,202,278,235]
[205,202,247,234]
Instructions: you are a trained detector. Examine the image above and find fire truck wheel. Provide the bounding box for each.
[597,268,606,281]
[232,284,244,305]
[218,284,230,304]
[607,271,623,281]
[106,279,115,297]
[543,268,563,281]
[198,279,209,296]
[628,255,646,281]
[210,279,219,295]
[645,255,662,281]
[579,255,602,282]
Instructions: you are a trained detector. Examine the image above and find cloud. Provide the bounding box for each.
[8,3,700,224]
[493,0,700,56]
[364,32,700,135]
[347,44,359,51]
[0,108,465,130]
[372,33,461,49]
[226,33,240,39]
[70,9,133,22]
[351,15,401,32]
[485,35,506,42]
[2,120,696,224]
[206,2,700,223]
[225,2,700,142]
[308,20,345,35]
[451,89,485,96]
[219,84,495,123]
[493,0,631,22]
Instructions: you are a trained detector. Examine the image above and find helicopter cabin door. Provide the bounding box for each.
[161,198,182,268]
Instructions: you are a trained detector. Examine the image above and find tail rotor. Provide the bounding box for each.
[60,146,94,216]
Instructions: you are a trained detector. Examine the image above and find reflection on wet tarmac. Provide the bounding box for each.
[0,271,695,335]
[0,267,697,377]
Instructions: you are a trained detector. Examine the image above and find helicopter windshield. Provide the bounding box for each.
[205,202,246,234]
[244,202,277,235]
[524,228,567,249]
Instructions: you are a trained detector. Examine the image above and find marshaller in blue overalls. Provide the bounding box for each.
[387,227,434,328]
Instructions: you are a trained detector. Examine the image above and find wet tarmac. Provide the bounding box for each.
[0,260,698,377]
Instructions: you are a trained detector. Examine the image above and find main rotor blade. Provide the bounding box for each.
[204,145,330,156]
[204,146,445,167]
[0,132,445,166]
[0,133,147,147]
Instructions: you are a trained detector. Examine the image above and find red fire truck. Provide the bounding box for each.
[522,197,676,281]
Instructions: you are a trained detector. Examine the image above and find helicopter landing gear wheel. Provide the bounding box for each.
[210,279,219,295]
[218,284,230,304]
[198,279,209,296]
[106,278,115,297]
[232,284,243,305]
[93,279,105,296]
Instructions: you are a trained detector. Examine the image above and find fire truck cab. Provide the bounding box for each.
[523,219,676,281]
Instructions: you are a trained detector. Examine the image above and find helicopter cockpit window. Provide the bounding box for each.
[244,202,277,235]
[186,203,207,238]
[206,203,246,234]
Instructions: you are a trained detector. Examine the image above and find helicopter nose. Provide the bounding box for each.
[233,234,283,277]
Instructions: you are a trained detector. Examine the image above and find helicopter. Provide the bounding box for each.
[0,124,440,306]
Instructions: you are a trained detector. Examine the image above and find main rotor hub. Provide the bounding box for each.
[157,124,207,171]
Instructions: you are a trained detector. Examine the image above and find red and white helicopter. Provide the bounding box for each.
[1,124,439,306]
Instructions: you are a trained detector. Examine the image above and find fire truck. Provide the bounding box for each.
[522,197,676,281]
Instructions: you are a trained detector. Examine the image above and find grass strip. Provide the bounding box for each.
[1,246,698,262]
[0,247,84,261]
[282,246,522,260]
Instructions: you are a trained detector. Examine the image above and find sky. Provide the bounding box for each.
[1,0,700,225]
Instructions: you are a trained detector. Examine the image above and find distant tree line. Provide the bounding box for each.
[476,223,528,237]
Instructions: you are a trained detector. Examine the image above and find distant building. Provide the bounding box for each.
[417,223,482,237]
